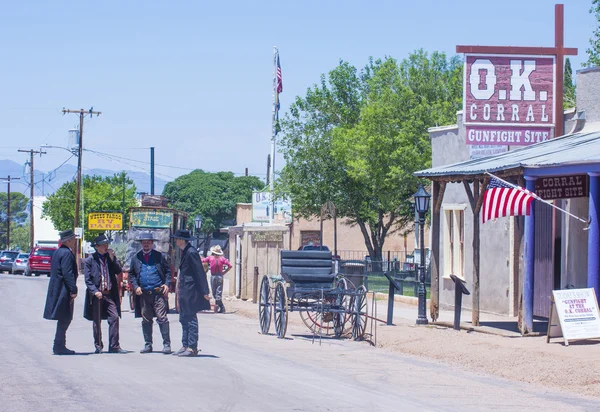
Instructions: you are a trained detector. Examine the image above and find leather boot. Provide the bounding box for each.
[140,323,153,353]
[159,322,172,354]
[217,300,226,313]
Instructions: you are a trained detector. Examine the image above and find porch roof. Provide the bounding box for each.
[415,129,600,179]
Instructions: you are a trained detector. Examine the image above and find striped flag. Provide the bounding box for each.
[482,176,535,223]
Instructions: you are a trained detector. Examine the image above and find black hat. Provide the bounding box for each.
[59,229,76,242]
[135,231,157,242]
[92,233,111,246]
[171,229,192,240]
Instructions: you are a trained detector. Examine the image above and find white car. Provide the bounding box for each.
[11,253,29,274]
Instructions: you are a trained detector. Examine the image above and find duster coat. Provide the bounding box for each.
[43,245,78,321]
[178,242,210,315]
[129,249,171,318]
[83,251,122,321]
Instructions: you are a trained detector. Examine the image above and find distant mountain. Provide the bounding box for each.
[0,159,168,196]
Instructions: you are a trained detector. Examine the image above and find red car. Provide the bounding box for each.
[25,246,57,277]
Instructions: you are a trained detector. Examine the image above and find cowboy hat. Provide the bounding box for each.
[171,229,192,240]
[211,245,224,256]
[92,233,111,246]
[135,231,157,241]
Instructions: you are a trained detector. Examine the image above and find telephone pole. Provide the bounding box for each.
[1,175,20,249]
[18,149,45,250]
[62,108,101,231]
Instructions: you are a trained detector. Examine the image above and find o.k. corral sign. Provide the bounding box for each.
[464,55,555,156]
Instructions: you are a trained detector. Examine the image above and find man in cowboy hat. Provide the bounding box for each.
[171,229,210,357]
[128,231,172,354]
[83,233,126,354]
[202,245,232,313]
[43,229,79,355]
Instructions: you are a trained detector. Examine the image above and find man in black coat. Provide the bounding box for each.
[129,231,172,354]
[43,229,79,355]
[83,233,126,354]
[172,229,210,357]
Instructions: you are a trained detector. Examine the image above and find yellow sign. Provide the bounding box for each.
[88,212,123,231]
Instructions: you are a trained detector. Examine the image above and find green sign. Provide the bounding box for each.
[130,209,173,228]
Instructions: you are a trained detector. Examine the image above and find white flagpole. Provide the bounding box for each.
[269,46,277,224]
[484,171,590,227]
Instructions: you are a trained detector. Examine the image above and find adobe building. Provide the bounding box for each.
[417,66,600,333]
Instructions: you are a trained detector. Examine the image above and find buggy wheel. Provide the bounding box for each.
[299,299,336,336]
[273,281,288,339]
[351,285,368,340]
[333,278,350,338]
[258,275,271,335]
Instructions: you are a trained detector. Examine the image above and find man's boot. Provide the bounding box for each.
[159,322,172,354]
[140,323,153,354]
[217,300,226,314]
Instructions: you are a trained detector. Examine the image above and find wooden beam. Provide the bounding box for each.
[463,180,476,211]
[430,181,445,322]
[472,180,481,326]
[456,45,577,55]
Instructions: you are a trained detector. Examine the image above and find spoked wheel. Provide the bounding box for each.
[350,285,368,341]
[299,298,335,336]
[273,281,288,339]
[333,278,350,338]
[258,275,272,335]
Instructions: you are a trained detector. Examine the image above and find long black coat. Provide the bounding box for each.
[83,252,122,321]
[178,243,210,315]
[129,249,171,318]
[43,245,79,321]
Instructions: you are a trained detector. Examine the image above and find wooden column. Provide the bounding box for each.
[430,181,446,322]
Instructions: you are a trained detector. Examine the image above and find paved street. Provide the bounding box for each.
[1,273,599,412]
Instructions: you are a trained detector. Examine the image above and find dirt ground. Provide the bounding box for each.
[225,296,600,399]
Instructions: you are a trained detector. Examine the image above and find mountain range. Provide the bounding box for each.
[0,159,167,197]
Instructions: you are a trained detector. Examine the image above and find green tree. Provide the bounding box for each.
[0,192,29,249]
[42,172,137,241]
[278,51,462,261]
[564,58,576,109]
[10,223,30,251]
[162,170,263,253]
[584,0,600,67]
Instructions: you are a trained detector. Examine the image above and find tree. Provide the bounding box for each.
[564,58,576,109]
[0,192,29,249]
[162,170,263,253]
[42,172,137,241]
[584,0,600,67]
[278,51,463,261]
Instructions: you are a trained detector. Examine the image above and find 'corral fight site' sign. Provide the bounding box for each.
[88,212,123,231]
[464,55,555,151]
[535,174,589,200]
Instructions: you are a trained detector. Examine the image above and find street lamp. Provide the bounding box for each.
[413,184,430,325]
[194,214,203,252]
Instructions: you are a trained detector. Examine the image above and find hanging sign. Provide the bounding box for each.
[464,54,555,146]
[88,212,123,230]
[535,174,588,200]
[130,209,172,228]
[252,192,292,224]
[547,288,600,346]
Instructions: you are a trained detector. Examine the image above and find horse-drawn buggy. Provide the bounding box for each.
[258,250,369,340]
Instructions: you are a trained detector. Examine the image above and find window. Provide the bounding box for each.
[443,206,466,278]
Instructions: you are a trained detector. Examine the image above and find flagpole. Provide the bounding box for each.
[484,171,590,226]
[270,46,277,224]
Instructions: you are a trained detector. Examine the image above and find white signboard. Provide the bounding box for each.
[252,192,292,224]
[547,288,600,345]
[468,145,508,160]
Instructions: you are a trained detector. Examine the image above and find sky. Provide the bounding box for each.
[0,0,595,194]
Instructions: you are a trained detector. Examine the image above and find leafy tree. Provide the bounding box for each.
[162,170,263,253]
[42,172,137,241]
[0,192,29,249]
[278,51,462,261]
[584,0,600,67]
[564,58,576,109]
[10,223,30,251]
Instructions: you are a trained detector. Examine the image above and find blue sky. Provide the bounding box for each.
[0,0,594,192]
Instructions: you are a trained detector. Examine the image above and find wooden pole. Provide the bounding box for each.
[430,181,446,322]
[555,4,565,138]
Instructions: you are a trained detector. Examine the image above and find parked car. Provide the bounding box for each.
[25,246,57,277]
[11,253,29,274]
[298,243,340,260]
[0,250,19,273]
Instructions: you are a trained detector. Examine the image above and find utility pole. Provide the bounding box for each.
[150,147,155,195]
[18,149,45,251]
[62,108,101,231]
[1,175,20,249]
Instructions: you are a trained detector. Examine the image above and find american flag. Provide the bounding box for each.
[482,176,535,223]
[276,53,282,95]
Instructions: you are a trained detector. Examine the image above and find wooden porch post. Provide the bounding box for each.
[430,181,446,322]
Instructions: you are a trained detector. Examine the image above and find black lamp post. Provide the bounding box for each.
[194,214,203,251]
[413,184,430,325]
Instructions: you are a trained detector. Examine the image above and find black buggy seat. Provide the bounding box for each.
[280,250,335,288]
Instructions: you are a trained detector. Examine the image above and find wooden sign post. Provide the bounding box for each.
[547,288,600,345]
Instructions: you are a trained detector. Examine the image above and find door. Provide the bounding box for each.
[533,202,553,318]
